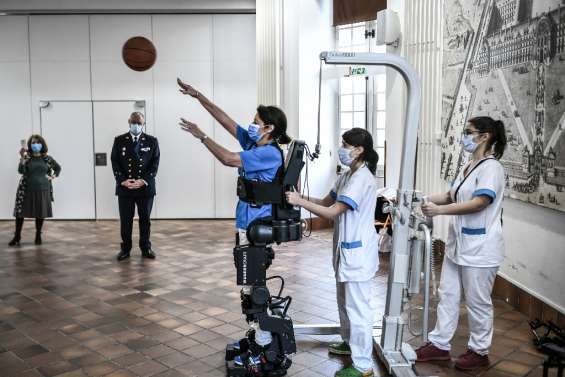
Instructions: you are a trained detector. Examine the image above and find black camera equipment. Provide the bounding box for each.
[226,140,306,377]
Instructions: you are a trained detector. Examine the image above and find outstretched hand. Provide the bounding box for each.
[179,118,206,140]
[177,78,199,98]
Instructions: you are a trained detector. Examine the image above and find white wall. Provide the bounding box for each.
[0,14,256,220]
[0,16,32,218]
[501,199,565,312]
[281,0,338,202]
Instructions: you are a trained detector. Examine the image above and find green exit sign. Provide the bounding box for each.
[349,67,366,75]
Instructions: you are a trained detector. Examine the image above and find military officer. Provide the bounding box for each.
[111,112,160,261]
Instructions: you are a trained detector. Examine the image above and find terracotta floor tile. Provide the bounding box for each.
[0,220,542,377]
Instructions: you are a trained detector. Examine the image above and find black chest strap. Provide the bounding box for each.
[237,144,285,207]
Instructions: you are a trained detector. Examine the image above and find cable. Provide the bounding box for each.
[266,275,285,298]
[313,59,323,159]
[301,144,313,238]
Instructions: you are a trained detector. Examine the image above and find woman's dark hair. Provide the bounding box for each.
[257,105,291,145]
[468,116,507,159]
[342,128,379,175]
[28,134,48,156]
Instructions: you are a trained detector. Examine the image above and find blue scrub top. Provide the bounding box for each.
[235,125,283,230]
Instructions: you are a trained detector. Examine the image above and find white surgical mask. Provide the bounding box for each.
[461,134,479,153]
[338,147,355,166]
[130,123,143,136]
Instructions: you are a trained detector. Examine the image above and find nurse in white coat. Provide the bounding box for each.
[286,128,380,377]
[415,117,507,371]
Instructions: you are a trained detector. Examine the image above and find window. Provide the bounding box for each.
[336,21,386,179]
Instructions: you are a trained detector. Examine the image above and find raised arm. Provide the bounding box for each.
[179,118,241,168]
[177,78,238,138]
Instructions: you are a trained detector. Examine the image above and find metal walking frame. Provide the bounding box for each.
[293,51,434,377]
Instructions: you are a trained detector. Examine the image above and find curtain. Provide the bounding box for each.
[333,0,387,26]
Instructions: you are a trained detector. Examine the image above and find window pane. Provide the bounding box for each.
[375,111,386,128]
[341,95,353,111]
[353,111,365,128]
[354,94,365,111]
[377,166,385,178]
[376,129,385,147]
[340,77,353,95]
[340,112,352,129]
[338,28,351,47]
[375,74,386,92]
[377,147,385,165]
[377,93,386,111]
[352,44,367,52]
[373,44,386,53]
[352,76,366,93]
[352,26,365,45]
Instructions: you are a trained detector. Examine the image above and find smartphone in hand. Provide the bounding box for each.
[20,139,28,157]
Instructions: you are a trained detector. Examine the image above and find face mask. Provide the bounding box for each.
[130,123,143,136]
[31,143,42,153]
[338,147,355,166]
[248,123,270,143]
[461,134,479,153]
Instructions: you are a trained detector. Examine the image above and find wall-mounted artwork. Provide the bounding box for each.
[442,0,565,212]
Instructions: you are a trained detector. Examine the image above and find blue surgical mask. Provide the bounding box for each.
[130,123,143,136]
[31,143,42,153]
[247,123,264,143]
[461,134,479,153]
[338,147,355,166]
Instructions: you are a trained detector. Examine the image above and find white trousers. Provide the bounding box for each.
[336,280,374,371]
[238,229,273,347]
[428,257,498,355]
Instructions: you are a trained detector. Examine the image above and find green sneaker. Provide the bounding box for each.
[328,341,352,355]
[335,366,374,377]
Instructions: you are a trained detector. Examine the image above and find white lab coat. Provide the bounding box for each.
[331,165,380,282]
[429,156,505,355]
[330,165,379,372]
[445,157,505,267]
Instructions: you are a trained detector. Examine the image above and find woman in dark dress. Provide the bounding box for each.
[9,135,61,246]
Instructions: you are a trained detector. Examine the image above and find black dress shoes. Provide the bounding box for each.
[8,237,21,247]
[35,233,42,245]
[117,250,131,261]
[142,249,156,259]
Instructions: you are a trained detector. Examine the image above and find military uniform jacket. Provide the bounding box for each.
[111,132,160,197]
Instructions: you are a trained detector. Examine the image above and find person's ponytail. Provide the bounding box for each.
[365,149,379,175]
[492,120,507,159]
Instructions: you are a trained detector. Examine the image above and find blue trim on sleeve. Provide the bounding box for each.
[337,195,358,210]
[472,189,496,203]
[462,227,486,235]
[330,190,337,200]
[341,241,363,249]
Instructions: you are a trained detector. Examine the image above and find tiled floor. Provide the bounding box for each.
[0,220,548,377]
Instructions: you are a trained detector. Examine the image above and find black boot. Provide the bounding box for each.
[9,218,23,247]
[35,218,44,245]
